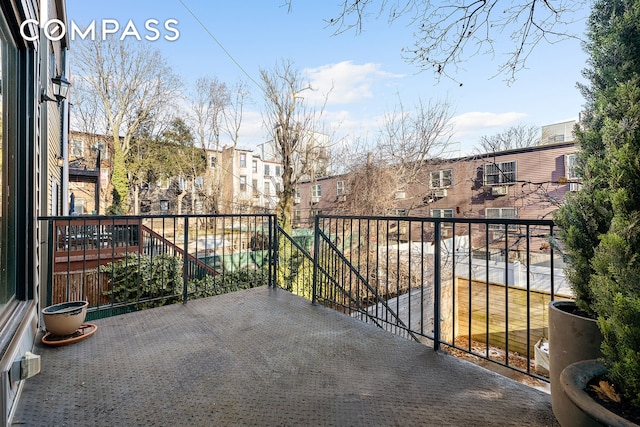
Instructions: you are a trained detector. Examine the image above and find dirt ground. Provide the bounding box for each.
[444,338,550,393]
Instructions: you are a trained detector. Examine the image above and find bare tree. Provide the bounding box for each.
[339,97,454,215]
[286,0,587,84]
[71,37,181,214]
[260,60,330,231]
[475,123,540,153]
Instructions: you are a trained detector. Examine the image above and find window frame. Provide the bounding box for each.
[430,169,453,189]
[483,161,517,186]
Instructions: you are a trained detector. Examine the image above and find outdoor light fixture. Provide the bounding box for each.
[56,155,64,167]
[41,75,70,103]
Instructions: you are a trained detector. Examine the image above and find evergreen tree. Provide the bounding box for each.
[555,0,640,407]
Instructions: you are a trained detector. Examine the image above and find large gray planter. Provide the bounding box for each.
[561,359,639,427]
[549,300,603,426]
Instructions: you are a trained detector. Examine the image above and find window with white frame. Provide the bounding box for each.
[70,139,84,157]
[485,207,518,230]
[431,208,454,227]
[194,176,204,190]
[160,200,169,213]
[177,176,188,191]
[295,187,301,199]
[336,180,345,195]
[252,179,259,197]
[239,175,247,191]
[312,184,322,198]
[430,169,453,189]
[209,155,217,168]
[264,164,271,176]
[275,165,281,176]
[263,181,270,196]
[294,210,301,223]
[565,153,579,179]
[157,178,169,189]
[252,160,258,173]
[484,161,517,185]
[239,153,247,168]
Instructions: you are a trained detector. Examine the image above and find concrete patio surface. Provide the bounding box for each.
[12,286,559,426]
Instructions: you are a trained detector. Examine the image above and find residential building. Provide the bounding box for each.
[0,1,70,424]
[294,141,579,229]
[66,133,286,215]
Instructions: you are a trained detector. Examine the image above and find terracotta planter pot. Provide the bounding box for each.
[561,359,639,427]
[42,301,88,336]
[549,300,603,426]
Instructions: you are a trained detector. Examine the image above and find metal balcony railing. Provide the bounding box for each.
[305,215,570,382]
[42,213,570,382]
[42,214,276,319]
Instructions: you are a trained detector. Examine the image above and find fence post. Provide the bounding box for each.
[270,215,277,288]
[46,220,55,306]
[183,216,189,304]
[433,219,442,351]
[312,215,320,304]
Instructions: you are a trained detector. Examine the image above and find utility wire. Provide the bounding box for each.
[177,0,263,90]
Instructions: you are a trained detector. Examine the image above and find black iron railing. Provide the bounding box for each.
[43,212,570,382]
[304,215,570,381]
[42,214,276,319]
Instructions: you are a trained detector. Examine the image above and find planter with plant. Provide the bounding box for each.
[552,0,640,425]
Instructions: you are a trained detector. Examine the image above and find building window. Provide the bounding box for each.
[157,178,169,189]
[275,165,281,176]
[336,180,345,196]
[485,207,518,230]
[239,153,247,168]
[484,161,517,185]
[239,175,247,192]
[177,176,188,191]
[565,154,579,179]
[140,200,151,213]
[312,184,322,198]
[194,176,204,190]
[294,210,301,224]
[264,164,271,176]
[263,181,270,196]
[252,179,259,197]
[295,187,301,199]
[430,169,453,189]
[252,160,258,173]
[160,200,169,213]
[431,208,454,227]
[70,139,84,157]
[209,155,217,168]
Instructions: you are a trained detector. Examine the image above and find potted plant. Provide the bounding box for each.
[552,0,640,424]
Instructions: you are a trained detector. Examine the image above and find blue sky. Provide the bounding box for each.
[64,1,590,154]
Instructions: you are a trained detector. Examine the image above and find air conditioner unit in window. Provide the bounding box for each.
[294,197,300,204]
[491,186,509,196]
[337,195,346,202]
[432,189,447,198]
[569,182,581,192]
[311,196,320,204]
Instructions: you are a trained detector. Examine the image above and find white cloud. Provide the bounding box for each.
[303,61,403,106]
[450,111,528,139]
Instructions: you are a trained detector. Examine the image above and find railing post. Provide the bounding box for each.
[183,216,189,304]
[270,215,277,288]
[433,219,442,351]
[312,215,320,304]
[46,220,54,307]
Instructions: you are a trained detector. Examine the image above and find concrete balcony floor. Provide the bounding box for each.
[12,287,559,426]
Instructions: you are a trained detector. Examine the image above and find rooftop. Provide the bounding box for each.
[14,287,558,426]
